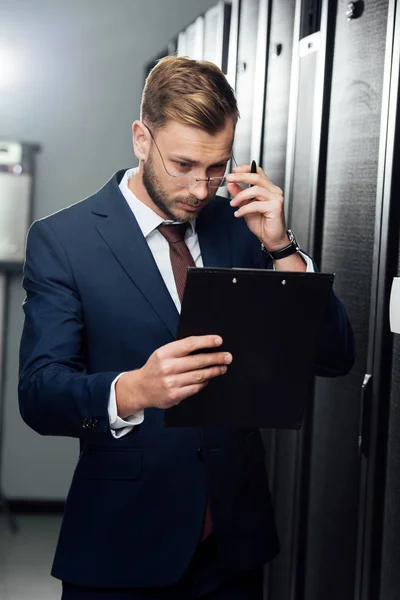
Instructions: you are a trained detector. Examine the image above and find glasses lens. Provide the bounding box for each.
[171,175,226,188]
[171,175,192,187]
[209,177,226,188]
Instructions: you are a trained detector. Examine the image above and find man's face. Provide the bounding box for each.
[142,119,235,222]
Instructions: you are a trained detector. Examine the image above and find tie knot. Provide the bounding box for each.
[158,223,188,245]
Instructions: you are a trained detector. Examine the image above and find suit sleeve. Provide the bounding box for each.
[260,247,355,377]
[313,287,355,377]
[18,219,121,439]
[299,255,355,377]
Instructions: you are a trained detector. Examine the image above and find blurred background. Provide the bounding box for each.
[0,0,400,599]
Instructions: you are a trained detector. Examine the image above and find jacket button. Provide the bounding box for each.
[197,447,204,461]
[91,419,99,429]
[81,418,90,429]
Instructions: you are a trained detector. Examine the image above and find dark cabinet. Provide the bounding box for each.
[147,2,400,598]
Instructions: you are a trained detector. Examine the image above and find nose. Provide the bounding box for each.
[190,180,209,201]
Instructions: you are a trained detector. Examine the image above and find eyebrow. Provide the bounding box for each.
[171,155,232,167]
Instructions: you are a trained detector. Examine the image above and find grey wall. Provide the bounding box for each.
[0,0,216,500]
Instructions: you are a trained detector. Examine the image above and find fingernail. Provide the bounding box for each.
[215,336,223,345]
[220,366,228,374]
[224,354,232,364]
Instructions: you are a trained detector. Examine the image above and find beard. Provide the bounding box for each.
[142,150,215,222]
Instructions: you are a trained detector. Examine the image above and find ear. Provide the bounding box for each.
[132,121,151,161]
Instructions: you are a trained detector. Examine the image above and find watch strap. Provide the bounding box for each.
[261,230,301,260]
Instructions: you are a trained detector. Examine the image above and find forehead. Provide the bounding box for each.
[156,119,234,161]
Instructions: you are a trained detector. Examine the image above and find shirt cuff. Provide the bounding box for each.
[108,373,145,439]
[271,252,315,272]
[300,252,315,272]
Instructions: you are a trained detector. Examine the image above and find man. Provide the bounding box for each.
[18,57,354,599]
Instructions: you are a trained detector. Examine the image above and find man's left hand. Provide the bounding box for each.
[226,163,289,251]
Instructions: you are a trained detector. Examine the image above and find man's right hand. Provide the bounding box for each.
[115,336,232,418]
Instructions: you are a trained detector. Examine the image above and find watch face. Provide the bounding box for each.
[287,230,299,248]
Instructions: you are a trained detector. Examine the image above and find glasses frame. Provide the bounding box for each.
[143,123,237,188]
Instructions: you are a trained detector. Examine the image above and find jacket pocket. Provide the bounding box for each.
[75,448,142,480]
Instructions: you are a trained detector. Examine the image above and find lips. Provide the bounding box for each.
[179,201,202,211]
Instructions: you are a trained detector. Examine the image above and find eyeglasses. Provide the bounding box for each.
[143,123,236,188]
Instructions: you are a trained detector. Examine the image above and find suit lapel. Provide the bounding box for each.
[92,174,233,337]
[93,172,179,337]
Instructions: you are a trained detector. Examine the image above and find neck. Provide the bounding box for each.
[127,164,169,220]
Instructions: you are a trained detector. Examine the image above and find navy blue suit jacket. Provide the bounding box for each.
[18,170,355,588]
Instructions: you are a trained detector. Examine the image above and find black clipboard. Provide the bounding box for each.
[164,267,334,429]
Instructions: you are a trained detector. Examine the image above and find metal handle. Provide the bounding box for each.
[358,373,372,458]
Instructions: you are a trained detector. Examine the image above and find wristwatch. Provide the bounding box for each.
[261,229,301,261]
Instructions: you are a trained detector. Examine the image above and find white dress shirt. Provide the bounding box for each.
[108,167,314,438]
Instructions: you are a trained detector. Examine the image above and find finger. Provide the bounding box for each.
[232,163,271,182]
[168,362,231,405]
[159,335,223,360]
[227,182,245,199]
[166,382,209,406]
[172,365,229,388]
[227,171,281,192]
[234,200,281,219]
[230,186,282,208]
[181,351,233,373]
[161,351,232,377]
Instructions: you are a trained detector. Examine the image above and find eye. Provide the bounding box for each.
[174,161,191,170]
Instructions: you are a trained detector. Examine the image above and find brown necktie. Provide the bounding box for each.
[158,223,213,542]
[158,223,195,301]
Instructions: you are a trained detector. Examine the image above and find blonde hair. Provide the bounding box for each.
[141,56,239,133]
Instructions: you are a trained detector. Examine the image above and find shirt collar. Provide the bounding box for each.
[119,167,197,239]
